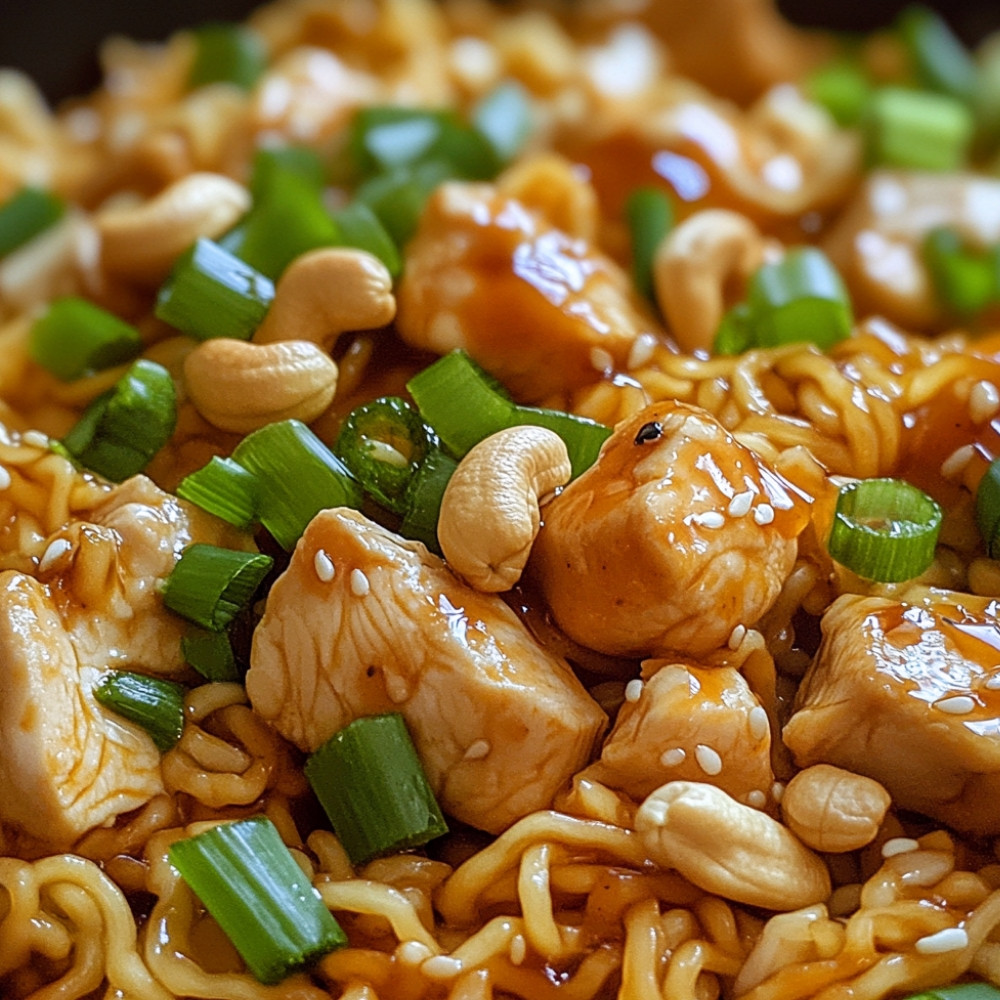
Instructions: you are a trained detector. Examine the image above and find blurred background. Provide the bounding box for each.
[0,0,998,105]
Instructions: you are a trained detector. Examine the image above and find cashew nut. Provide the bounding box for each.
[636,781,831,911]
[97,172,251,284]
[780,764,891,853]
[653,209,766,354]
[252,247,396,350]
[438,425,571,592]
[183,338,338,434]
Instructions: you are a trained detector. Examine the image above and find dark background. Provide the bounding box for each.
[0,1,998,106]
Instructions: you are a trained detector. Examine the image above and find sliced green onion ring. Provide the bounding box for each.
[975,457,1000,558]
[625,186,674,303]
[471,80,533,164]
[828,478,943,583]
[176,456,260,530]
[902,983,1000,1000]
[93,670,185,752]
[0,186,65,258]
[399,447,458,554]
[188,22,268,91]
[182,628,241,683]
[897,5,979,104]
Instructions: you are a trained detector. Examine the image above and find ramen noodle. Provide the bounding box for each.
[2,1,1000,999]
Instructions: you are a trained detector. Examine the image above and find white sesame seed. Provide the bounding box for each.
[313,549,335,583]
[914,927,969,955]
[0,465,10,490]
[749,706,769,741]
[21,430,49,449]
[590,346,614,374]
[934,695,976,715]
[727,624,747,650]
[350,568,370,596]
[422,955,463,979]
[691,510,725,529]
[753,503,775,526]
[727,491,754,517]
[881,836,920,858]
[746,790,767,809]
[660,747,686,767]
[627,332,657,370]
[985,672,1000,691]
[940,444,975,481]
[509,933,527,966]
[624,678,644,703]
[464,739,491,760]
[969,380,1000,424]
[384,673,410,704]
[771,781,785,803]
[694,744,722,776]
[38,537,73,573]
[398,941,433,965]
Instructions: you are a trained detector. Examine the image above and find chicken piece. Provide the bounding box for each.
[246,507,607,834]
[395,180,660,403]
[0,571,163,848]
[530,401,811,659]
[823,170,1000,330]
[783,590,1000,837]
[582,661,774,808]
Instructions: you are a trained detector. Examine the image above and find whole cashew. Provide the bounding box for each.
[780,764,890,853]
[183,338,338,434]
[252,247,396,350]
[636,780,831,911]
[97,172,250,283]
[438,425,571,592]
[653,209,766,354]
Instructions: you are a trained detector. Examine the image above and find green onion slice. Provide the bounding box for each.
[0,185,65,258]
[60,359,177,482]
[155,238,274,341]
[305,713,448,866]
[162,544,273,631]
[712,302,754,356]
[355,160,451,248]
[250,146,326,201]
[176,456,260,530]
[169,815,347,984]
[805,59,873,127]
[897,5,979,104]
[472,81,533,164]
[923,227,998,317]
[625,186,674,303]
[903,983,1000,1000]
[30,296,142,382]
[828,478,943,583]
[182,628,241,683]
[334,397,434,514]
[231,419,363,550]
[975,457,1000,558]
[93,670,185,752]
[330,200,402,278]
[188,23,268,91]
[399,447,458,555]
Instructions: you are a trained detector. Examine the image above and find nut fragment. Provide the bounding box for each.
[183,338,338,434]
[636,780,831,911]
[253,247,396,350]
[780,763,890,853]
[438,425,571,592]
[653,209,765,354]
[97,172,250,283]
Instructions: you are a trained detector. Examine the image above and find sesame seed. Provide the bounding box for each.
[21,430,49,449]
[691,510,725,529]
[627,332,657,370]
[313,549,335,582]
[422,955,464,979]
[753,503,775,526]
[915,927,969,955]
[985,673,1000,691]
[881,837,920,858]
[624,678,644,703]
[39,537,73,573]
[464,739,491,760]
[660,747,686,767]
[695,744,722,776]
[509,933,527,966]
[350,568,370,596]
[934,695,975,715]
[940,444,975,481]
[969,380,1000,424]
[749,706,769,741]
[728,491,754,517]
[728,624,747,650]
[746,790,766,809]
[590,346,614,373]
[0,466,10,490]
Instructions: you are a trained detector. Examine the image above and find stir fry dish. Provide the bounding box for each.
[5,0,1000,997]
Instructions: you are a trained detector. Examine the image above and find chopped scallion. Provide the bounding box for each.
[923,227,998,317]
[176,455,260,530]
[0,185,65,258]
[188,22,268,91]
[182,628,241,683]
[903,983,1000,1000]
[169,815,347,984]
[231,419,363,550]
[93,670,185,752]
[155,238,274,341]
[330,200,402,278]
[827,477,942,582]
[897,5,979,105]
[975,457,1000,558]
[30,296,142,382]
[399,447,458,554]
[162,544,273,631]
[250,146,326,201]
[356,160,452,247]
[305,713,448,866]
[805,59,873,127]
[712,302,754,356]
[472,81,533,164]
[625,186,674,303]
[59,359,177,482]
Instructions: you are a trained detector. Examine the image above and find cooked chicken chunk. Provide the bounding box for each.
[0,571,163,848]
[783,590,1000,836]
[582,661,774,807]
[395,180,659,403]
[246,507,607,833]
[530,401,811,658]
